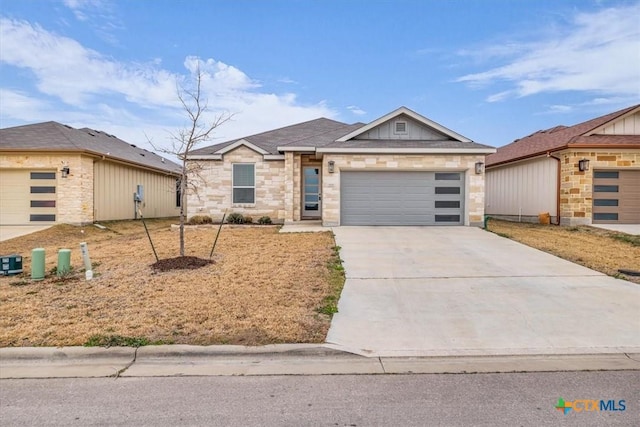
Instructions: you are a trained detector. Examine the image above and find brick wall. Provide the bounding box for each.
[559,149,640,225]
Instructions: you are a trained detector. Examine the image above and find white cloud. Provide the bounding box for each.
[456,3,640,103]
[347,105,367,116]
[62,0,122,43]
[0,18,337,154]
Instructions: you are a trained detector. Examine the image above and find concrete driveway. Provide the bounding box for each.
[0,225,52,242]
[326,227,640,357]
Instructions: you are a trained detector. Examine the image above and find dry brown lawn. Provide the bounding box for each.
[487,219,640,284]
[0,219,343,347]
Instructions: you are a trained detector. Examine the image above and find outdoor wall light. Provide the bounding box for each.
[328,160,335,173]
[60,166,70,178]
[578,158,590,172]
[475,161,484,174]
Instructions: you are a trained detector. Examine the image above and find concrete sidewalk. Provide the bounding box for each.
[1,345,639,379]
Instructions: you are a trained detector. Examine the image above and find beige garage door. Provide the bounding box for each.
[592,170,640,224]
[0,170,57,225]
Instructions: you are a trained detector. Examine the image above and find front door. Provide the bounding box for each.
[302,166,321,218]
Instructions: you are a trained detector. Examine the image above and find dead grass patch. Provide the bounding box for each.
[486,219,640,284]
[0,219,344,347]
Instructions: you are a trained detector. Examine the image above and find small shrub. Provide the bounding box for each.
[226,213,245,224]
[187,215,213,225]
[258,216,272,225]
[244,216,253,224]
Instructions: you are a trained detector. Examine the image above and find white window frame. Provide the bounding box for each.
[232,163,256,204]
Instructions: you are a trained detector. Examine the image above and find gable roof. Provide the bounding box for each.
[189,107,494,158]
[335,106,473,143]
[190,118,364,157]
[486,104,640,167]
[0,121,180,174]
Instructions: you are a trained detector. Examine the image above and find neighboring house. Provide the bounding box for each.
[187,107,495,226]
[0,121,181,225]
[486,104,640,225]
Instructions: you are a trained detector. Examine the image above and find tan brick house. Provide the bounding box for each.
[0,122,180,225]
[485,104,640,225]
[187,107,495,227]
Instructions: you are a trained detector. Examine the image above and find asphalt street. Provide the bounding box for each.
[1,371,638,426]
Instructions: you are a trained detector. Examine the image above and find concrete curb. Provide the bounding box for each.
[1,345,639,379]
[0,346,136,379]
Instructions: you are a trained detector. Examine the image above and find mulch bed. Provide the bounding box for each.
[151,256,214,272]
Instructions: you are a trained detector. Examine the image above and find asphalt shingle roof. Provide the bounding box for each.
[191,115,492,155]
[486,104,640,167]
[190,118,364,155]
[0,121,180,173]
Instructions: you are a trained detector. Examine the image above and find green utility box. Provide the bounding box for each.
[1,254,23,276]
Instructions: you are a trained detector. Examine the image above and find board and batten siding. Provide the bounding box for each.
[485,156,557,221]
[599,111,640,135]
[354,116,446,140]
[93,161,179,221]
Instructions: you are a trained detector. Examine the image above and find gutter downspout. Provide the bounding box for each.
[547,152,561,225]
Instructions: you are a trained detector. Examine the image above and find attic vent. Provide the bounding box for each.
[87,132,96,136]
[394,121,408,134]
[130,144,137,148]
[140,153,145,157]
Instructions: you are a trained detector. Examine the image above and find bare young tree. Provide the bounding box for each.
[152,65,232,257]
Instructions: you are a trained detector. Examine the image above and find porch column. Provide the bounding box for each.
[284,152,294,223]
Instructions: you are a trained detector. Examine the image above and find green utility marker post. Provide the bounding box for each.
[31,248,45,281]
[57,249,71,276]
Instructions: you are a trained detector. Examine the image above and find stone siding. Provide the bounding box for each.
[558,149,640,225]
[187,146,286,222]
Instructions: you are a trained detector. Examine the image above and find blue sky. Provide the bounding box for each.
[1,0,639,155]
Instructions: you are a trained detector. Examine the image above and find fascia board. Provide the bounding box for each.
[216,139,269,155]
[316,147,496,154]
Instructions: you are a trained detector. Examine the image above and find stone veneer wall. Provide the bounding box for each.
[558,149,640,226]
[321,154,487,226]
[0,152,94,224]
[187,146,286,222]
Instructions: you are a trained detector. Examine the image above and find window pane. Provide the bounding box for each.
[594,185,618,193]
[30,186,56,194]
[594,171,619,179]
[435,200,460,208]
[30,172,56,179]
[594,213,618,221]
[30,200,56,208]
[233,188,254,204]
[435,187,460,194]
[435,215,460,222]
[435,173,460,181]
[30,214,56,222]
[304,185,319,194]
[594,199,618,207]
[233,164,254,186]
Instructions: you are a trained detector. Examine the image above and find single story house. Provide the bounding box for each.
[485,104,640,225]
[0,121,181,225]
[186,107,495,226]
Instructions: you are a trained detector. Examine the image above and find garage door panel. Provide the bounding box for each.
[1,170,57,225]
[341,171,464,226]
[593,170,640,224]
